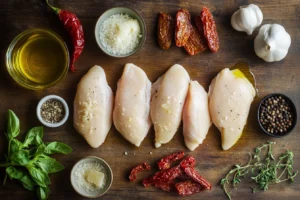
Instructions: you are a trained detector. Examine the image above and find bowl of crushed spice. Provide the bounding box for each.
[37,95,69,128]
[258,93,297,137]
[70,156,113,198]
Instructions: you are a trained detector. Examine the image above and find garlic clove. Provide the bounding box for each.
[231,4,263,35]
[254,24,291,62]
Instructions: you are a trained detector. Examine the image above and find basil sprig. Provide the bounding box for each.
[0,110,72,200]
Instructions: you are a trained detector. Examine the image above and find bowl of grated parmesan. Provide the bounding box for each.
[95,7,146,57]
[71,156,113,198]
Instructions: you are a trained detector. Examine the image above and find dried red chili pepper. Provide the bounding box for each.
[129,162,151,182]
[184,25,207,55]
[180,156,196,169]
[184,166,212,190]
[46,0,85,72]
[200,7,219,52]
[175,9,191,47]
[175,180,204,196]
[158,12,173,50]
[157,151,185,170]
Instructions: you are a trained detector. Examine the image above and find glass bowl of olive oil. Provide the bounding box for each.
[6,28,69,90]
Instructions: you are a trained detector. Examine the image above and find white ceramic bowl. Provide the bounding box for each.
[95,7,146,58]
[36,95,69,128]
[70,156,113,198]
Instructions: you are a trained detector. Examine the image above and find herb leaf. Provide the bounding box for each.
[7,110,20,139]
[36,155,64,174]
[44,142,72,155]
[6,166,36,191]
[220,142,298,199]
[37,186,49,200]
[10,150,30,166]
[23,127,44,148]
[28,166,50,187]
[10,139,23,155]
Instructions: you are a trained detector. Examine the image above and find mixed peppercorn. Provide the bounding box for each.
[41,99,65,123]
[259,95,294,135]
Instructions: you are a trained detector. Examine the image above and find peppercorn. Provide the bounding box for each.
[259,95,294,135]
[41,99,65,123]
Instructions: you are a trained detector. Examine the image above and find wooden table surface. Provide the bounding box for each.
[1,0,300,199]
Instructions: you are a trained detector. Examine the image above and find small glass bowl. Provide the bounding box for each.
[6,28,69,90]
[95,7,146,58]
[257,93,297,137]
[36,95,69,128]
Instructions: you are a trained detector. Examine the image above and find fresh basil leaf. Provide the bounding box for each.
[23,127,44,148]
[10,150,30,166]
[36,186,49,200]
[7,110,20,139]
[36,156,64,174]
[44,142,72,155]
[21,175,36,191]
[35,144,46,157]
[6,166,36,191]
[6,166,23,179]
[9,139,23,155]
[28,167,50,187]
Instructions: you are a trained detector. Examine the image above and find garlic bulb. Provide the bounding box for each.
[254,24,291,62]
[231,4,263,35]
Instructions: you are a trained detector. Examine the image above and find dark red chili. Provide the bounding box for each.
[46,0,84,72]
[129,162,151,182]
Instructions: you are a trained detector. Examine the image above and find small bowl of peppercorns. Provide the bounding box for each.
[258,93,297,137]
[37,95,69,128]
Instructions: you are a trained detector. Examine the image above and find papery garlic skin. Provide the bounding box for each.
[231,4,263,35]
[254,24,291,62]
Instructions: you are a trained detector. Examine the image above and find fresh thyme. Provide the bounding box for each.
[220,141,298,200]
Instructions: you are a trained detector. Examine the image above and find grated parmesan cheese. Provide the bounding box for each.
[99,14,142,55]
[74,161,107,192]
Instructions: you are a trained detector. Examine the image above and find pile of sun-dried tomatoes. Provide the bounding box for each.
[129,152,211,196]
[158,7,219,55]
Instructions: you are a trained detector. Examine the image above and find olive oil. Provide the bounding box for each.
[230,62,258,96]
[6,29,69,89]
[15,33,67,84]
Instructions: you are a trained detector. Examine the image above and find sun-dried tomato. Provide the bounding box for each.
[129,162,151,182]
[175,9,191,47]
[158,151,185,170]
[154,181,174,192]
[175,180,204,196]
[200,7,219,52]
[184,167,212,190]
[180,156,196,169]
[143,166,183,187]
[184,25,207,55]
[158,12,173,50]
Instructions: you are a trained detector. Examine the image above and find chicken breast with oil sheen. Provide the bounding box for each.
[208,68,255,150]
[74,65,114,148]
[113,63,152,147]
[183,81,211,151]
[151,64,190,148]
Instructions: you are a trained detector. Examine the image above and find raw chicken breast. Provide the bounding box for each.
[113,63,152,147]
[74,65,114,148]
[183,81,211,151]
[151,64,190,148]
[208,68,255,150]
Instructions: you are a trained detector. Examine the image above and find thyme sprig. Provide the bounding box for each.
[220,141,298,200]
